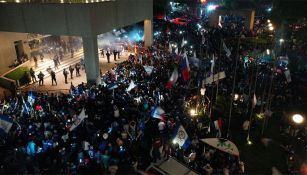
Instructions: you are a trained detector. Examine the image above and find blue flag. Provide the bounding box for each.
[0,115,13,134]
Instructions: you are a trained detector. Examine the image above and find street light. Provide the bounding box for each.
[292,114,304,124]
[269,26,274,31]
[279,38,285,43]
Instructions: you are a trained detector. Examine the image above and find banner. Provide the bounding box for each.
[201,138,239,156]
[69,108,87,131]
[0,115,13,134]
[203,71,226,84]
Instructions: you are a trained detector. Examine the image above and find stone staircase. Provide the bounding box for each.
[32,49,84,78]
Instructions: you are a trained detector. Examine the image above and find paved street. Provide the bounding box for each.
[21,51,130,93]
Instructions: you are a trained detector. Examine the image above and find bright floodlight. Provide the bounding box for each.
[234,94,239,101]
[269,26,274,31]
[268,23,272,27]
[292,114,304,124]
[266,49,270,55]
[267,19,271,23]
[172,139,177,144]
[190,109,197,116]
[207,5,218,11]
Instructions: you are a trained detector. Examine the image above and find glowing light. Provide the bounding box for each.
[267,19,271,23]
[269,26,274,31]
[268,23,272,27]
[267,8,272,12]
[207,4,218,11]
[279,38,284,43]
[266,49,270,55]
[292,114,304,124]
[200,0,207,4]
[113,29,116,32]
[190,109,197,116]
[179,31,183,34]
[0,0,6,2]
[200,88,206,95]
[15,0,20,3]
[190,46,193,49]
[172,139,177,144]
[247,140,253,145]
[234,94,239,101]
[184,40,187,44]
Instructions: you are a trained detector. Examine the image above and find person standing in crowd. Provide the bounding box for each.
[63,68,69,84]
[37,71,44,86]
[100,49,105,58]
[53,56,59,70]
[113,50,117,61]
[51,70,57,86]
[40,52,44,62]
[34,56,38,68]
[75,63,81,77]
[69,65,74,79]
[117,50,120,59]
[70,48,74,58]
[106,51,111,63]
[29,68,37,83]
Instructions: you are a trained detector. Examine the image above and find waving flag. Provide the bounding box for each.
[27,91,35,105]
[69,108,87,131]
[151,107,165,120]
[165,68,178,89]
[173,125,190,149]
[168,43,172,53]
[222,41,231,58]
[284,70,291,83]
[252,93,257,109]
[181,38,185,48]
[180,52,190,81]
[108,83,119,90]
[126,80,137,92]
[0,115,13,134]
[143,66,154,75]
[190,52,200,68]
[22,97,30,115]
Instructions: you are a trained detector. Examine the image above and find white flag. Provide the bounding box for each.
[284,70,291,83]
[210,55,215,73]
[252,93,257,108]
[143,66,154,75]
[175,47,178,55]
[126,80,137,92]
[181,38,185,47]
[70,108,87,131]
[168,43,172,53]
[222,41,231,58]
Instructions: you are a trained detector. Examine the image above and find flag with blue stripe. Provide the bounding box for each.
[27,91,36,105]
[173,124,191,149]
[0,115,13,134]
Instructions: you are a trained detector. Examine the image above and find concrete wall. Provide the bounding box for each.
[0,0,153,36]
[0,32,30,73]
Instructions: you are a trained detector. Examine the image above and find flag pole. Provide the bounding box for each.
[247,58,260,141]
[227,38,240,138]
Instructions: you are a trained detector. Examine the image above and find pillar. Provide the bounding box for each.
[245,10,255,31]
[144,19,153,47]
[82,35,101,85]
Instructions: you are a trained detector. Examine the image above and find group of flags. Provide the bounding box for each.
[165,52,190,89]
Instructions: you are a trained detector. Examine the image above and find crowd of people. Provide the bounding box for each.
[0,7,304,175]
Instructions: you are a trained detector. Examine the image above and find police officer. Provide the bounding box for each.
[37,71,45,86]
[63,68,69,84]
[51,70,57,86]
